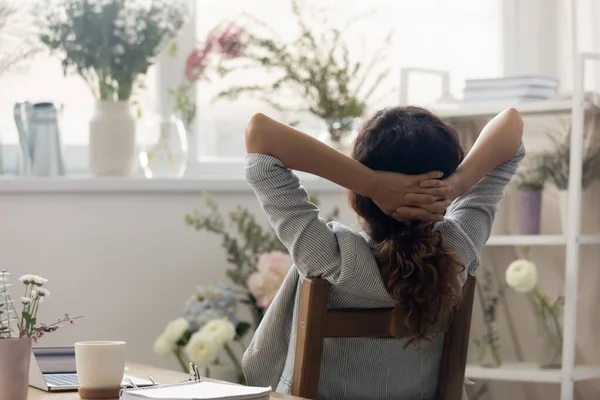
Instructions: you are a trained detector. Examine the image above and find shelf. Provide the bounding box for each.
[486,235,600,246]
[486,235,565,246]
[431,100,597,119]
[0,175,341,194]
[466,363,600,383]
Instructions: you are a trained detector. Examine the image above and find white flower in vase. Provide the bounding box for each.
[200,319,236,344]
[153,318,190,358]
[505,259,537,292]
[185,331,220,366]
[153,334,175,357]
[163,318,189,343]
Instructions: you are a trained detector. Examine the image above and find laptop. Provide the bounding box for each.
[29,346,155,392]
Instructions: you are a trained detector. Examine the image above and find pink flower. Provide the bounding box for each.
[185,46,211,82]
[247,251,292,309]
[215,23,245,58]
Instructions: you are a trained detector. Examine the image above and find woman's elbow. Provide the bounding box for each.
[505,107,524,136]
[245,113,270,153]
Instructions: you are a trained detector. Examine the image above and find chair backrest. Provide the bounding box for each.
[291,275,476,400]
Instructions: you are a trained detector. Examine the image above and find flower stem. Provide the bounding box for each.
[531,286,563,361]
[173,348,189,373]
[223,342,245,384]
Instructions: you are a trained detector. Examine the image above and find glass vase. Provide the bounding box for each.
[474,321,503,368]
[140,115,189,178]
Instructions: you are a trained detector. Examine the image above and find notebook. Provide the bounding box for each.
[120,381,271,400]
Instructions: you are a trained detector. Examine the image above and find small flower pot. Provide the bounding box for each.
[0,337,32,400]
[517,189,542,235]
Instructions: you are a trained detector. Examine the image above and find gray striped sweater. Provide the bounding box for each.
[243,143,525,400]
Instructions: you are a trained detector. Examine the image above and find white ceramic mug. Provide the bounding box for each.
[75,341,126,389]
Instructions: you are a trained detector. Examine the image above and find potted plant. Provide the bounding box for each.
[0,270,80,400]
[473,267,503,368]
[154,284,250,384]
[538,129,600,231]
[141,23,245,179]
[216,0,391,153]
[505,258,563,368]
[514,155,546,235]
[184,194,338,329]
[38,0,186,176]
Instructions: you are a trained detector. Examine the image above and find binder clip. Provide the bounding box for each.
[189,362,202,382]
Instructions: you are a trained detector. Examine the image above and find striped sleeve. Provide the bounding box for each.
[245,153,344,281]
[447,142,526,255]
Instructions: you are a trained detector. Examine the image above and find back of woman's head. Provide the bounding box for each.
[349,106,465,346]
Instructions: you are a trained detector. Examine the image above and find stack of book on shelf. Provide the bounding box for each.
[461,76,559,104]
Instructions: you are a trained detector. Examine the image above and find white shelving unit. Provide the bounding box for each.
[456,52,600,400]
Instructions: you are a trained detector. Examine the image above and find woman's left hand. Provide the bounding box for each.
[370,170,451,222]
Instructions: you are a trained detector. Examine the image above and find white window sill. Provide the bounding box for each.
[1,149,344,194]
[0,174,342,194]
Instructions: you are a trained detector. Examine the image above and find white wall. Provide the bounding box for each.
[0,188,353,369]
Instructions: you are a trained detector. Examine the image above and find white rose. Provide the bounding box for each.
[184,331,220,366]
[199,319,236,345]
[506,259,537,292]
[162,318,189,343]
[153,333,174,357]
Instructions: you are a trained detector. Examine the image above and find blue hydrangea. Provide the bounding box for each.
[183,283,240,331]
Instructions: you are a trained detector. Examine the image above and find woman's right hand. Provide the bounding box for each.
[393,174,463,221]
[369,170,452,222]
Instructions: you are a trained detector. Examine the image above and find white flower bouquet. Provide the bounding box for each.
[154,284,248,383]
[38,0,187,101]
[0,270,80,341]
[505,259,564,367]
[185,195,337,328]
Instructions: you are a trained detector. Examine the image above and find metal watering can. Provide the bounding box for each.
[14,102,66,176]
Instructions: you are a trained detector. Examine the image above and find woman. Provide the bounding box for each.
[243,106,524,399]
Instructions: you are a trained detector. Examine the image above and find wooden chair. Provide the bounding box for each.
[291,275,476,400]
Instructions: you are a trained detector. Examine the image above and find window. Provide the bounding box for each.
[192,0,502,159]
[0,0,502,174]
[0,1,156,174]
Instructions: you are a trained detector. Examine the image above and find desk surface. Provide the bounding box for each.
[27,363,307,400]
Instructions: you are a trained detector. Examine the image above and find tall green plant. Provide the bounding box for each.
[217,0,391,143]
[515,154,546,191]
[38,0,186,101]
[539,127,600,190]
[185,194,339,327]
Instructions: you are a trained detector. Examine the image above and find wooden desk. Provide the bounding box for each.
[27,363,308,400]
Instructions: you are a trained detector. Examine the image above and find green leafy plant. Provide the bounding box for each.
[539,127,600,191]
[169,23,245,127]
[38,0,186,101]
[216,0,391,143]
[185,194,339,327]
[473,267,503,367]
[506,253,564,368]
[515,154,546,191]
[0,270,81,341]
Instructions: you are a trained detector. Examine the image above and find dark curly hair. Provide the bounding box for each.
[349,106,465,346]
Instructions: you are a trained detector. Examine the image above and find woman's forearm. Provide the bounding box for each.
[245,113,377,196]
[451,108,524,195]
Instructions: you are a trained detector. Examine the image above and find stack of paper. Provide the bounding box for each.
[120,381,271,400]
[461,76,559,104]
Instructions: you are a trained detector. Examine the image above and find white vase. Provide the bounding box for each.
[558,190,568,233]
[89,101,136,176]
[0,338,32,400]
